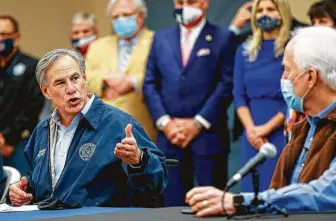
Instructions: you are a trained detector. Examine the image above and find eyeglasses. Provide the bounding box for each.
[0,32,16,38]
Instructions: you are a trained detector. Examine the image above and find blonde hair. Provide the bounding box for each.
[244,0,292,62]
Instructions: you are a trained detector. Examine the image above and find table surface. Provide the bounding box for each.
[1,206,336,221]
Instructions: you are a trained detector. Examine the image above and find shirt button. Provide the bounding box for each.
[310,138,313,141]
[302,163,304,167]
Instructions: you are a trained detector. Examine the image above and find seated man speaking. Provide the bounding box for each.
[9,49,168,207]
[186,26,336,217]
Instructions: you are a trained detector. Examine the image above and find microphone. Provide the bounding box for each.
[225,142,277,190]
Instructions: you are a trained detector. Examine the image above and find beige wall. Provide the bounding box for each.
[93,0,112,39]
[289,0,319,23]
[0,0,94,57]
[0,0,320,58]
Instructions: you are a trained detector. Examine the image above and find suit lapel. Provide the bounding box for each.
[106,36,119,74]
[184,22,213,70]
[125,28,152,73]
[170,26,183,69]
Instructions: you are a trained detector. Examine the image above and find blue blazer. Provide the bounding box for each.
[143,22,233,154]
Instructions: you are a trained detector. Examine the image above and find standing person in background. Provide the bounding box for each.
[229,1,307,142]
[0,15,44,176]
[70,12,98,58]
[309,0,336,28]
[86,0,156,141]
[233,0,291,192]
[143,0,233,206]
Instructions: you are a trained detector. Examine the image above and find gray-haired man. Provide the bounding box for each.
[9,49,167,207]
[70,12,98,57]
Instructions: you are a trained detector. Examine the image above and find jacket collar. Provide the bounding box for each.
[43,95,105,130]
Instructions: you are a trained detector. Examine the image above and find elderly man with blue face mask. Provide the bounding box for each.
[186,26,336,217]
[85,0,156,142]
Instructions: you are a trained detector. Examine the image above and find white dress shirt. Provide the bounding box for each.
[51,94,95,183]
[180,18,206,55]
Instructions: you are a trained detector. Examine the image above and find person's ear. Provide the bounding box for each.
[201,0,210,12]
[40,85,51,99]
[82,74,88,85]
[13,32,21,48]
[307,67,318,89]
[136,12,145,28]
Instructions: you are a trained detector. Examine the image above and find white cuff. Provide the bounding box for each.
[195,115,211,130]
[229,25,242,36]
[156,115,171,130]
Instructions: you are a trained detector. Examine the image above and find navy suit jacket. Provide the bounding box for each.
[143,22,233,155]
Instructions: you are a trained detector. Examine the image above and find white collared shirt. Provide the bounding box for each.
[180,18,206,52]
[51,94,95,183]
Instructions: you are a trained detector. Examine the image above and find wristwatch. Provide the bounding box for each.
[158,117,171,130]
[233,195,248,215]
[130,150,148,168]
[193,118,204,130]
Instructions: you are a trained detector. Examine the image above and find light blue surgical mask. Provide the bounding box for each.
[113,15,138,38]
[281,73,311,113]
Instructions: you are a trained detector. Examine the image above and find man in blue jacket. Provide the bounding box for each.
[8,49,168,207]
[143,0,233,206]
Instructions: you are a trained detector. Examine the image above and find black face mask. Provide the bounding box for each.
[0,38,15,57]
[173,8,183,24]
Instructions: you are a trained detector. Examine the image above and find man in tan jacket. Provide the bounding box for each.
[86,0,156,140]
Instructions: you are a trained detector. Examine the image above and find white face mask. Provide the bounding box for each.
[174,6,203,25]
[71,34,96,48]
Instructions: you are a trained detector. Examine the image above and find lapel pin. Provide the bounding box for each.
[205,34,212,42]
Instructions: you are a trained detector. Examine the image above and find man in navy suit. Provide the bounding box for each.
[143,0,233,206]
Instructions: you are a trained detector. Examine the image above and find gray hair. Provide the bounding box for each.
[72,12,96,26]
[106,0,148,18]
[36,49,86,85]
[287,26,336,91]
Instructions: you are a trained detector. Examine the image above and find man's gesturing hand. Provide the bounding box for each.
[114,124,142,165]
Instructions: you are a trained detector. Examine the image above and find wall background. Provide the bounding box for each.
[0,0,318,58]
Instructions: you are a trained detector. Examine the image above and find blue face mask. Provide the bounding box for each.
[0,38,14,57]
[256,15,281,31]
[280,73,311,113]
[113,15,138,38]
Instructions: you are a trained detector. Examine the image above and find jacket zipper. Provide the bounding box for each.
[48,120,54,198]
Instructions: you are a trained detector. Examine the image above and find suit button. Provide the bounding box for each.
[181,76,185,80]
